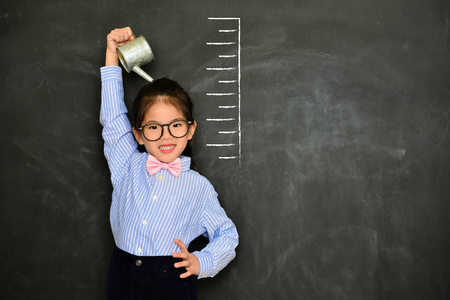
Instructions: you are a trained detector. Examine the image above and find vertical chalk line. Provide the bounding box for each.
[238,18,241,174]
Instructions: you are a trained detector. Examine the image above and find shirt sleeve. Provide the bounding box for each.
[100,66,138,187]
[193,186,239,279]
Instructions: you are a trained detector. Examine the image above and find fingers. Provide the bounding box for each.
[172,251,188,259]
[179,270,193,279]
[174,238,187,251]
[105,26,135,66]
[172,239,200,278]
[106,27,135,52]
[172,239,188,265]
[174,260,194,279]
[172,251,188,264]
[172,239,192,271]
[173,259,189,269]
[172,252,192,278]
[109,27,133,42]
[112,27,134,45]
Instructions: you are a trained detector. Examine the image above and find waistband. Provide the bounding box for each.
[114,246,182,269]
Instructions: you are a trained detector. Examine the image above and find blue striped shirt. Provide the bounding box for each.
[100,66,238,278]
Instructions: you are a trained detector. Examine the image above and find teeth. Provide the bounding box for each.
[159,145,175,150]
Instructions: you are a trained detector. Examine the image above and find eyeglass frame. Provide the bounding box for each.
[137,120,193,141]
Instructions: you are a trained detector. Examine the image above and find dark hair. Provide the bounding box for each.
[132,78,198,171]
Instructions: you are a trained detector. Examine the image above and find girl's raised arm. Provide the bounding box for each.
[100,27,138,186]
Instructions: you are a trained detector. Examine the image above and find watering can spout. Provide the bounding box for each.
[116,35,155,82]
[133,66,154,82]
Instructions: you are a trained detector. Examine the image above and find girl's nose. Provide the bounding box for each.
[160,127,173,140]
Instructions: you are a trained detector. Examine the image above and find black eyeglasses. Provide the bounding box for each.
[138,120,192,141]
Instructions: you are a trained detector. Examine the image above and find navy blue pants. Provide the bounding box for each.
[107,247,198,300]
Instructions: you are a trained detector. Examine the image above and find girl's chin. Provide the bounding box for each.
[151,152,178,163]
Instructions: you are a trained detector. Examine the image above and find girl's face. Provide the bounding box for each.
[133,98,196,163]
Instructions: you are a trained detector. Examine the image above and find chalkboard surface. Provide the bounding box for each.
[1,0,450,299]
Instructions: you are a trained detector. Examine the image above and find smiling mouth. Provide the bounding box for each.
[159,145,176,151]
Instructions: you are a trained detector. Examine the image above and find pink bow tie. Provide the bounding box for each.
[146,155,182,178]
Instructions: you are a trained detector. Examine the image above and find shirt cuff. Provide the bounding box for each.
[192,251,216,279]
[100,65,122,81]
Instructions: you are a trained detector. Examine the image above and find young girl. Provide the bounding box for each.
[100,27,239,300]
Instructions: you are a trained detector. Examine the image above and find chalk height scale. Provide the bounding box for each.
[206,17,241,168]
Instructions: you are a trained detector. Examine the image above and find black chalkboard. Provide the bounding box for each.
[1,0,450,299]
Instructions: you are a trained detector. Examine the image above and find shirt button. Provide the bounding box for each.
[158,175,163,180]
[136,260,142,266]
[137,248,142,253]
[143,220,148,225]
[152,195,157,200]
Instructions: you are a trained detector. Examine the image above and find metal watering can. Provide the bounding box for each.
[117,35,155,82]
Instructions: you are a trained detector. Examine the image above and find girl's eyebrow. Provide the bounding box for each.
[143,118,185,125]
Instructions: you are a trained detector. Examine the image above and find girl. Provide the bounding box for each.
[100,27,239,300]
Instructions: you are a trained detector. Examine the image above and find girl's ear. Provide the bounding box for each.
[133,127,145,145]
[187,121,197,140]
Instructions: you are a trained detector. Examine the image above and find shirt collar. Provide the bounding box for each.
[180,155,191,173]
